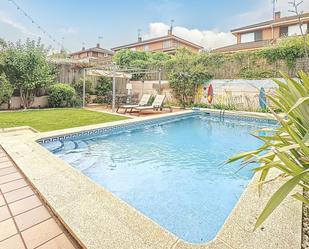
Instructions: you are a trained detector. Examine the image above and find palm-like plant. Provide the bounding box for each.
[228,71,309,229]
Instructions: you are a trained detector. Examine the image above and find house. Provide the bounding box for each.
[112,28,203,54]
[213,12,309,53]
[69,43,114,63]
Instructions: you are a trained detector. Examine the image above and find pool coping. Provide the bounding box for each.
[0,110,302,249]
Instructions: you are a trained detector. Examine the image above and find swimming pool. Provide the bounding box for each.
[41,112,275,243]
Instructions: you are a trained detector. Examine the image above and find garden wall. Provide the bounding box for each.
[0,96,48,110]
[208,57,309,79]
[129,79,279,110]
[129,80,175,103]
[199,79,278,111]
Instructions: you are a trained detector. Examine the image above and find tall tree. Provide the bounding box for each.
[168,49,212,107]
[0,73,13,106]
[288,0,308,59]
[1,39,55,108]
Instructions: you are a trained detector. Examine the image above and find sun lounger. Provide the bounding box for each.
[133,95,166,116]
[116,94,151,113]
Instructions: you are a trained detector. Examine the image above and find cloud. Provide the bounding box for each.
[234,0,309,27]
[142,22,236,50]
[60,27,79,35]
[0,12,38,37]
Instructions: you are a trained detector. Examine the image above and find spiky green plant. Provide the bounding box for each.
[228,71,309,230]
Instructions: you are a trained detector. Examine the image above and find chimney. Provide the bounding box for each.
[96,43,100,48]
[168,19,174,36]
[274,11,281,20]
[137,29,142,42]
[82,47,85,51]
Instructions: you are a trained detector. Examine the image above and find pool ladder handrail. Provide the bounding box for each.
[219,109,225,119]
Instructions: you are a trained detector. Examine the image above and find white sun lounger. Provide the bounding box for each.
[133,95,166,116]
[117,94,151,113]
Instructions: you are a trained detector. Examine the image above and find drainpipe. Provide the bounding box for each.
[271,23,274,42]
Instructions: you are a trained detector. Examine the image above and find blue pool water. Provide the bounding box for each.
[42,113,273,243]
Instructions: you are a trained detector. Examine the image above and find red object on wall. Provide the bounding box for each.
[207,84,214,104]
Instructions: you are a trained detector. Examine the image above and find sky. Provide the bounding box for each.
[0,0,308,52]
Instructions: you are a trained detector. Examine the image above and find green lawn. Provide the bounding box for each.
[0,108,128,132]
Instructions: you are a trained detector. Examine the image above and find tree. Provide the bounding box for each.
[113,49,170,80]
[1,39,55,108]
[289,0,308,59]
[168,49,212,107]
[0,73,13,106]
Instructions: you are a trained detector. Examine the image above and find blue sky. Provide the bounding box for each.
[0,0,308,51]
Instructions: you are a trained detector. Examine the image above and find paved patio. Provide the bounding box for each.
[86,104,181,117]
[0,148,80,249]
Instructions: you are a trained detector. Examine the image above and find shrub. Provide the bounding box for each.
[0,73,13,105]
[148,95,155,105]
[96,76,112,97]
[72,78,93,96]
[191,103,211,108]
[69,95,83,107]
[93,96,105,104]
[238,66,275,79]
[48,83,76,107]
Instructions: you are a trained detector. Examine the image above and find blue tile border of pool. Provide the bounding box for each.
[37,111,277,144]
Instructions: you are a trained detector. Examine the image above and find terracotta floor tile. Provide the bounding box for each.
[0,161,13,169]
[0,234,25,249]
[0,172,22,185]
[0,218,17,241]
[0,179,28,193]
[0,167,17,177]
[36,233,75,249]
[0,206,11,222]
[21,218,62,249]
[15,205,50,231]
[4,186,34,204]
[0,195,5,207]
[9,195,42,216]
[0,157,9,163]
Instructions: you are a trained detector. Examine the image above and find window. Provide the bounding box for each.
[241,32,254,43]
[288,24,307,36]
[130,48,136,51]
[241,31,263,43]
[163,40,171,49]
[254,30,262,41]
[144,45,149,51]
[280,26,288,37]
